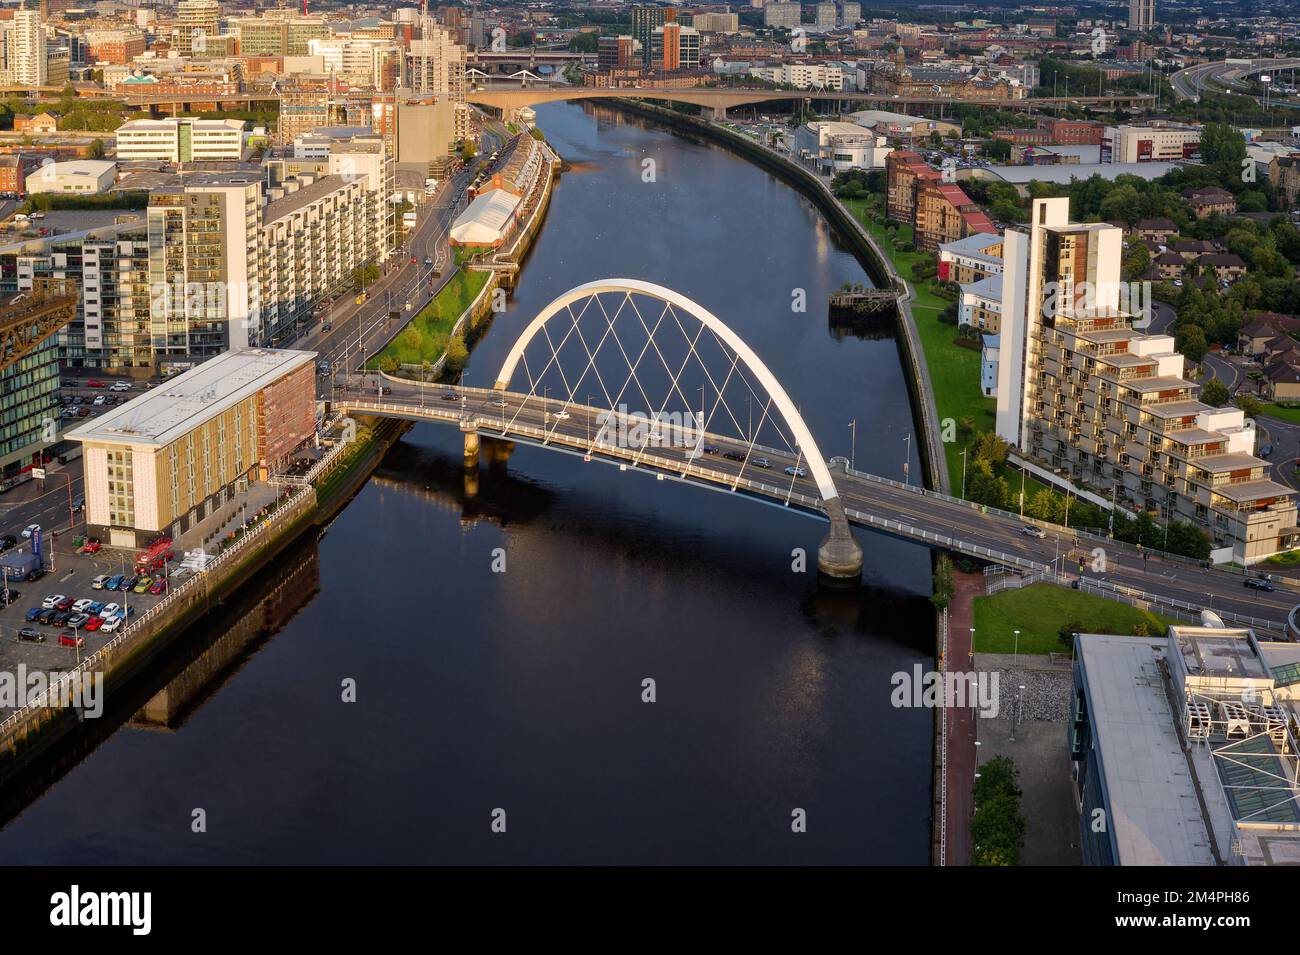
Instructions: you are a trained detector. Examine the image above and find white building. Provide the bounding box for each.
[793,120,892,173]
[9,7,46,87]
[958,273,1003,332]
[26,160,117,194]
[307,36,399,88]
[980,334,999,398]
[751,62,844,91]
[1104,123,1200,163]
[814,3,837,29]
[116,118,246,162]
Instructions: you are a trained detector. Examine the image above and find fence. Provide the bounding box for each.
[0,484,316,743]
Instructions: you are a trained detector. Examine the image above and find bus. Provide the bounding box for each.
[135,537,175,574]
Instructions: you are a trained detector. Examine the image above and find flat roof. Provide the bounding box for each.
[1077,634,1216,865]
[66,348,315,449]
[967,161,1181,185]
[1210,478,1293,503]
[265,174,358,223]
[1125,375,1194,393]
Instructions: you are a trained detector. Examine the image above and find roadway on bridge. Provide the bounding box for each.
[1172,57,1300,106]
[333,383,1300,630]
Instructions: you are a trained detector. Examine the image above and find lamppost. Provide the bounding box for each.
[1013,628,1021,666]
[903,433,911,485]
[968,626,974,665]
[960,446,969,499]
[848,418,856,471]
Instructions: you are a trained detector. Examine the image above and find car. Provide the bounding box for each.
[1245,577,1275,592]
[100,616,122,633]
[25,607,42,622]
[111,381,130,391]
[424,256,434,266]
[1260,444,1273,458]
[91,574,109,590]
[92,395,106,406]
[0,589,19,606]
[66,613,88,628]
[322,322,332,332]
[104,575,123,591]
[51,610,72,626]
[1021,525,1047,539]
[149,578,167,595]
[42,593,65,610]
[118,576,137,592]
[83,616,103,632]
[752,458,772,469]
[0,534,15,551]
[17,627,44,643]
[72,598,93,613]
[58,631,84,649]
[86,379,105,388]
[55,596,74,612]
[441,391,460,401]
[22,524,40,540]
[25,567,45,582]
[72,496,86,512]
[546,410,570,420]
[722,451,746,462]
[101,602,120,618]
[702,445,721,456]
[37,608,55,625]
[784,466,808,477]
[77,407,90,417]
[133,577,153,594]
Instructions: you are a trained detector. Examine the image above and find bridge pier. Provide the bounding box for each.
[461,422,480,468]
[818,497,863,579]
[706,105,727,121]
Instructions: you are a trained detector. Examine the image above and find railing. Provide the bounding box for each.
[937,607,949,867]
[0,485,316,741]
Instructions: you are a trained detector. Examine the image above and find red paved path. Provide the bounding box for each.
[942,570,984,865]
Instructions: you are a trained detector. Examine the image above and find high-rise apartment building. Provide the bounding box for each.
[815,3,837,29]
[652,24,700,72]
[840,2,862,25]
[1128,0,1155,31]
[409,22,466,102]
[232,15,331,56]
[277,78,333,145]
[763,2,802,30]
[10,7,46,86]
[176,0,220,58]
[632,6,667,66]
[996,198,1298,562]
[598,35,639,70]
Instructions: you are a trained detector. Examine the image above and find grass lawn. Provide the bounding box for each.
[972,583,1180,655]
[1262,403,1300,426]
[369,269,489,369]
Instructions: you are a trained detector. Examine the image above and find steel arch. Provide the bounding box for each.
[493,278,842,502]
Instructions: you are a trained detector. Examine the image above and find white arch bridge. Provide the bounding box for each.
[328,281,1299,615]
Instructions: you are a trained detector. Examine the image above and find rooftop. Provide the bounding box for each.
[66,349,316,449]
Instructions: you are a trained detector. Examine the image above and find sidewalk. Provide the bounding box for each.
[941,568,983,865]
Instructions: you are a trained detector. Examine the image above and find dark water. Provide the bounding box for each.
[0,103,934,864]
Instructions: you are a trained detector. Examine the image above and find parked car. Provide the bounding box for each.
[149,579,167,595]
[92,395,106,406]
[17,627,44,643]
[25,607,42,622]
[133,577,153,594]
[118,576,138,592]
[101,603,120,618]
[22,524,40,539]
[0,534,15,551]
[0,589,20,606]
[66,613,89,628]
[55,596,74,612]
[72,598,93,613]
[100,616,122,633]
[51,610,72,626]
[41,593,65,610]
[87,602,104,615]
[58,631,84,648]
[104,575,123,591]
[83,616,103,632]
[78,541,101,554]
[91,574,110,590]
[37,608,56,625]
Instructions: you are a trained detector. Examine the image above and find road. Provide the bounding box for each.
[337,384,1300,631]
[1172,57,1300,107]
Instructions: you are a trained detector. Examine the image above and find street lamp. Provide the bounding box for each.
[960,446,968,499]
[903,433,911,485]
[1013,628,1021,665]
[968,626,975,665]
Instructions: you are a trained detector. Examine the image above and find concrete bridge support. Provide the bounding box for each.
[818,458,862,579]
[706,105,727,121]
[462,422,480,468]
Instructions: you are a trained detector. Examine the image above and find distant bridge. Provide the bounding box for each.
[466,83,1157,117]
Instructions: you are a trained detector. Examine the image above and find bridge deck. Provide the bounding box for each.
[332,382,1295,632]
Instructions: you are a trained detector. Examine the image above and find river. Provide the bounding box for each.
[0,103,934,865]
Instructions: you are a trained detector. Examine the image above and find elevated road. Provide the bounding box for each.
[1172,57,1300,104]
[334,383,1298,633]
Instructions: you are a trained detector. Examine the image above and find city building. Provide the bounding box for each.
[0,282,73,475]
[632,5,668,66]
[26,159,116,194]
[597,35,639,70]
[1104,123,1200,163]
[0,154,36,195]
[409,22,466,103]
[276,78,333,145]
[995,197,1297,563]
[840,2,862,26]
[232,14,330,56]
[958,273,1003,333]
[115,118,246,163]
[848,109,961,145]
[980,333,999,398]
[763,2,802,30]
[1128,0,1155,32]
[69,348,317,548]
[794,121,892,173]
[814,3,837,30]
[1269,154,1300,209]
[913,181,996,251]
[750,62,844,90]
[652,23,700,72]
[938,232,1005,283]
[885,150,938,225]
[1072,626,1300,866]
[1183,186,1237,219]
[175,0,220,58]
[692,13,739,34]
[84,28,146,65]
[8,7,46,87]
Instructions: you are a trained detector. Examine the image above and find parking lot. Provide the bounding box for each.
[0,541,190,715]
[57,376,149,426]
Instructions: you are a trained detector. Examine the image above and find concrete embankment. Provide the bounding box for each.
[0,416,407,784]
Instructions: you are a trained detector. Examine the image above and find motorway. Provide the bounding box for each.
[1172,57,1300,107]
[338,382,1300,633]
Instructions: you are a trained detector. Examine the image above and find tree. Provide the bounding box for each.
[444,333,469,372]
[973,431,1009,468]
[87,137,105,159]
[1175,324,1208,364]
[971,756,1026,866]
[1058,620,1085,649]
[967,458,1009,510]
[1123,240,1151,282]
[1201,376,1230,406]
[931,554,954,609]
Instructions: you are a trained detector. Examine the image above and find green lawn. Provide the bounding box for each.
[1262,403,1300,426]
[369,269,489,369]
[972,583,1180,655]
